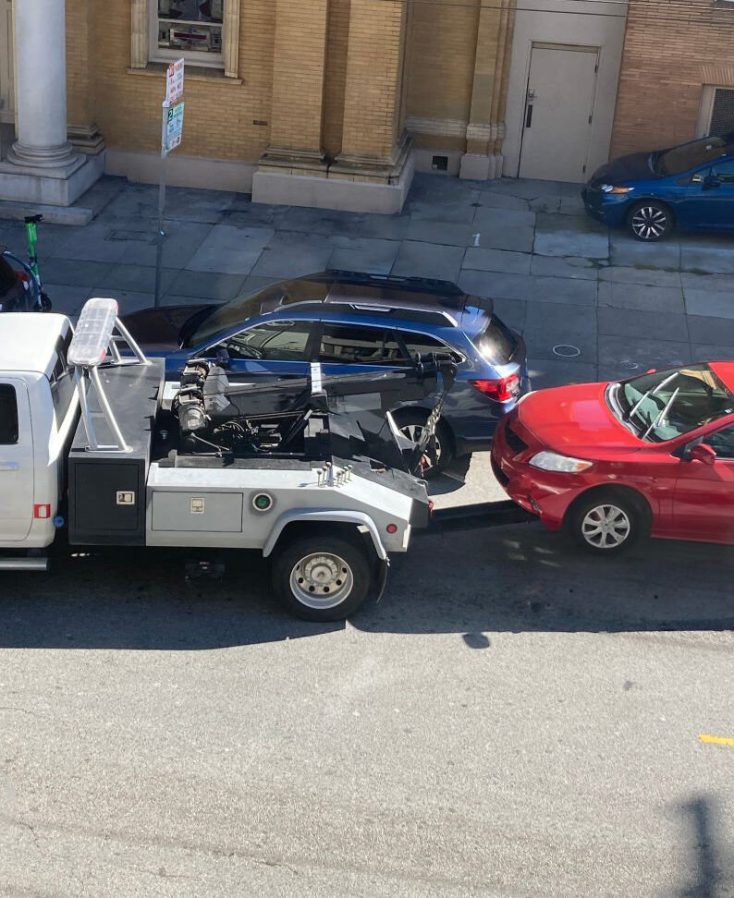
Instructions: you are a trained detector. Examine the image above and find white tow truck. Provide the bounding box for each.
[0,297,444,620]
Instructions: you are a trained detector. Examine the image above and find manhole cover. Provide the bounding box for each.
[552,344,581,359]
[619,359,639,371]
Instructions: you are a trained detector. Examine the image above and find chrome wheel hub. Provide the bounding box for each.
[290,552,353,610]
[631,206,668,240]
[581,504,631,549]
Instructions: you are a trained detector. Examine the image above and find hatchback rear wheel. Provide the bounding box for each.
[628,200,673,242]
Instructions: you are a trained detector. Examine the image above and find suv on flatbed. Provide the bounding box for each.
[124,270,529,473]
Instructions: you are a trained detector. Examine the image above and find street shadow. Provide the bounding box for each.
[0,547,343,651]
[1,523,733,652]
[357,523,734,639]
[677,796,733,898]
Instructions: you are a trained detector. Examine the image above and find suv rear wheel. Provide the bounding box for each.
[392,407,453,478]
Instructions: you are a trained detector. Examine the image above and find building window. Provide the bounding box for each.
[709,88,734,136]
[131,0,240,77]
[698,86,734,138]
[150,0,224,67]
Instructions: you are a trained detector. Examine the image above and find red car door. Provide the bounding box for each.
[673,420,734,543]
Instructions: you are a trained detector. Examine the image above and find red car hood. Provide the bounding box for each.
[515,382,642,454]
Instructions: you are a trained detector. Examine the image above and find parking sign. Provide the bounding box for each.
[166,58,185,105]
[165,102,185,153]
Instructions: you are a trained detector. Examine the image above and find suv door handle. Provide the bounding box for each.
[0,461,19,471]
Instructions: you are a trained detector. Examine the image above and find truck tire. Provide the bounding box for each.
[271,535,372,621]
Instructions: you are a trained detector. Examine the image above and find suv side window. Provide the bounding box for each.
[704,425,734,459]
[397,330,461,363]
[220,321,312,361]
[0,384,19,444]
[317,324,408,365]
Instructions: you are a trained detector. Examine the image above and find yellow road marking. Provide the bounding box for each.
[699,734,734,747]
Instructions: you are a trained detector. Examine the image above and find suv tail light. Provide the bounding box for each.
[470,374,520,402]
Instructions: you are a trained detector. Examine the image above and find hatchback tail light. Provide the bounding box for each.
[470,374,520,402]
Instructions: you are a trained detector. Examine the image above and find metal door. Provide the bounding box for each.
[519,44,599,183]
[0,380,34,543]
[0,0,14,124]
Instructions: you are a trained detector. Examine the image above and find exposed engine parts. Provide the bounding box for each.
[168,355,457,473]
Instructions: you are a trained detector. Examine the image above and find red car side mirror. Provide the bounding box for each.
[689,443,716,465]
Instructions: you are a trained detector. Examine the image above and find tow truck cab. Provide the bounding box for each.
[0,313,78,550]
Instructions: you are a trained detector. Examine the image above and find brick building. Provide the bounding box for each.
[0,0,518,213]
[612,0,734,157]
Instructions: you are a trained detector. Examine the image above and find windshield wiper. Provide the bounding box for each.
[642,387,679,441]
[625,371,678,427]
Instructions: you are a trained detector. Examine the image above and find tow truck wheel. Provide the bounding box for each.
[272,535,372,621]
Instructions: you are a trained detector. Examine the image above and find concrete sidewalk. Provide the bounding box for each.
[2,172,734,389]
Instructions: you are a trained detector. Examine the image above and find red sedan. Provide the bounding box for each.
[491,362,734,553]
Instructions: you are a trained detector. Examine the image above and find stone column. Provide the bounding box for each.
[337,0,410,169]
[263,0,329,165]
[7,0,81,174]
[460,0,516,180]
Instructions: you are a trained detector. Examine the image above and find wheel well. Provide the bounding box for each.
[627,197,676,226]
[272,521,375,556]
[564,485,652,530]
[391,405,456,452]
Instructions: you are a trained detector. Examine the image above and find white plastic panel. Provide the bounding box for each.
[68,297,119,367]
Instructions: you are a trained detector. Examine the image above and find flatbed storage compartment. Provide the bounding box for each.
[67,361,164,545]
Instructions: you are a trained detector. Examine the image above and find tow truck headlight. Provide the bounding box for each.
[600,184,634,194]
[529,451,593,473]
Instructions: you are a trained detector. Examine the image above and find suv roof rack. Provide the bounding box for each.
[324,269,464,298]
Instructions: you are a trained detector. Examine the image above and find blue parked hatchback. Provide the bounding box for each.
[124,271,528,473]
[582,132,734,241]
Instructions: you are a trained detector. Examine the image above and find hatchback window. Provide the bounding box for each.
[655,137,727,176]
[614,364,734,442]
[474,318,516,364]
[219,321,312,361]
[710,160,734,183]
[317,324,407,365]
[0,384,19,445]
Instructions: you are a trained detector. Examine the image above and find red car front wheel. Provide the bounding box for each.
[567,491,646,554]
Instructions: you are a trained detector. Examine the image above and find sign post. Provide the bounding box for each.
[154,59,185,308]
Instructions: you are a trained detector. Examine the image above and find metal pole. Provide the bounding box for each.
[154,103,169,309]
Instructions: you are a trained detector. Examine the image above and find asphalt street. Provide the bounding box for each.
[2,173,734,896]
[1,519,733,897]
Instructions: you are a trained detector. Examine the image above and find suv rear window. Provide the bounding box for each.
[474,318,517,364]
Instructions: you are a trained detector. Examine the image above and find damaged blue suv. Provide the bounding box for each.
[123,270,529,474]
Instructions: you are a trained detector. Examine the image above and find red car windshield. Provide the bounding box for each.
[613,364,734,442]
